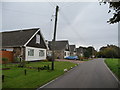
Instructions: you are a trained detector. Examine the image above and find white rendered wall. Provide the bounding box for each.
[64,51,70,58]
[25,46,46,61]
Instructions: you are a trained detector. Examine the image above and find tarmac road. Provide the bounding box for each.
[40,58,119,88]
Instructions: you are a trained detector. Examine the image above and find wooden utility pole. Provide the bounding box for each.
[52,6,59,70]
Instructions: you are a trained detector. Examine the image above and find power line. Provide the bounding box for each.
[59,10,87,45]
[52,2,58,6]
[47,0,55,8]
[47,1,66,9]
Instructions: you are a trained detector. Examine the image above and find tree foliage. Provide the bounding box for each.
[100,0,120,24]
[97,44,120,58]
[79,46,97,58]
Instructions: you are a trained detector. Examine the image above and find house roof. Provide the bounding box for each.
[48,40,69,50]
[1,28,39,47]
[69,45,76,52]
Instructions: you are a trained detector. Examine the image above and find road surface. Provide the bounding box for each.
[41,58,119,88]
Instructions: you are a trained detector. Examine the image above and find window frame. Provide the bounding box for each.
[36,34,40,44]
[28,49,34,56]
[39,50,45,57]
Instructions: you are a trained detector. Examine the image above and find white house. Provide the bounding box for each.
[1,28,48,62]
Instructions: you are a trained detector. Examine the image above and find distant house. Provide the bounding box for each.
[1,28,47,62]
[48,40,70,59]
[69,45,76,56]
[76,47,84,57]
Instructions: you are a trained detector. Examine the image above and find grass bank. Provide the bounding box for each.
[2,61,76,88]
[104,58,120,80]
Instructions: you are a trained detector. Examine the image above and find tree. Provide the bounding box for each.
[79,46,97,58]
[100,0,120,24]
[97,44,120,58]
[84,50,91,58]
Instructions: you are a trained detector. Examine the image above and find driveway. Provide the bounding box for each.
[39,58,119,88]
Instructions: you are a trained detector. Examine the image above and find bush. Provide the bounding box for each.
[18,60,27,67]
[2,57,8,66]
[15,57,20,62]
[2,57,8,63]
[2,57,8,62]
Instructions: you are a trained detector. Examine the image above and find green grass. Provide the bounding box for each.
[2,61,76,88]
[105,58,120,80]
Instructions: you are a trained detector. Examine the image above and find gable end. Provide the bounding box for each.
[25,30,47,49]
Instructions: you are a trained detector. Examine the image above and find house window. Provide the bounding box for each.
[39,50,45,57]
[36,34,40,44]
[64,52,66,56]
[67,52,70,56]
[28,49,34,56]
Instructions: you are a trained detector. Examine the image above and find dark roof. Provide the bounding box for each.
[69,45,76,52]
[1,28,39,47]
[48,40,69,50]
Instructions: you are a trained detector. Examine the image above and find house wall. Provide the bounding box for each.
[54,50,64,59]
[64,51,70,58]
[25,46,46,61]
[47,50,70,59]
[13,47,22,62]
[73,52,77,56]
[70,52,76,56]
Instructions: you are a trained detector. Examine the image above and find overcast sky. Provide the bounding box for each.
[1,2,118,50]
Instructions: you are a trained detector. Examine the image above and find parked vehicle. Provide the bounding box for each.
[65,56,78,60]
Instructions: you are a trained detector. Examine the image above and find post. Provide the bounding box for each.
[24,69,26,75]
[38,67,40,72]
[2,75,4,82]
[52,6,59,70]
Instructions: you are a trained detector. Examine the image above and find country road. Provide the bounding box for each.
[40,58,119,88]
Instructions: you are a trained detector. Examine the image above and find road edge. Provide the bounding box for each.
[103,59,120,84]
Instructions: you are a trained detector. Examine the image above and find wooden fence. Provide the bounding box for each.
[0,51,14,63]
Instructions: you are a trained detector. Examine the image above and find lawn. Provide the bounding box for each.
[2,61,76,88]
[104,58,120,80]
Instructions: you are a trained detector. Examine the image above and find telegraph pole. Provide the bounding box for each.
[52,6,59,70]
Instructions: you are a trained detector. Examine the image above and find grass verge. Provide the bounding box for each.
[104,58,120,80]
[2,61,76,88]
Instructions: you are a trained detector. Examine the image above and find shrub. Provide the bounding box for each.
[2,57,8,62]
[15,57,20,62]
[2,57,8,66]
[18,60,27,67]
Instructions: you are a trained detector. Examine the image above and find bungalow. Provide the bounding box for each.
[48,40,70,59]
[1,28,47,62]
[69,45,76,56]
